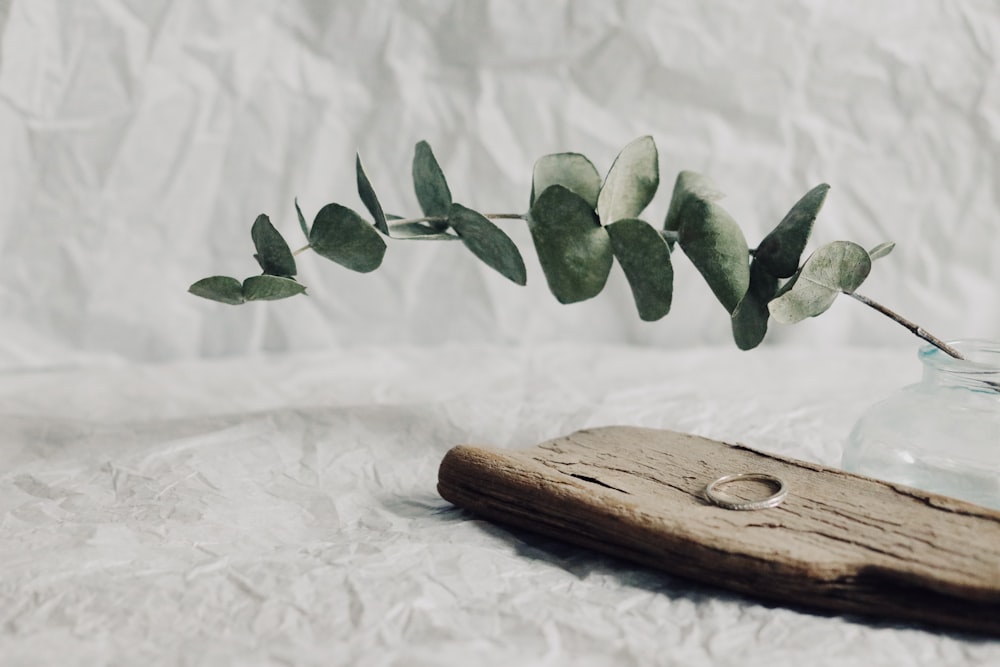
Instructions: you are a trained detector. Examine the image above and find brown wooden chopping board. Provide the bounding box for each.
[437,426,1000,636]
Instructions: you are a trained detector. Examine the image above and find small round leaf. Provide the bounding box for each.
[189,276,245,305]
[294,198,309,239]
[868,241,895,261]
[412,140,452,229]
[251,214,296,277]
[531,152,601,209]
[663,171,724,235]
[731,260,779,350]
[768,241,872,323]
[529,185,613,304]
[243,275,307,301]
[597,136,659,225]
[356,153,389,235]
[755,183,829,278]
[448,203,527,285]
[606,218,673,321]
[309,203,387,273]
[677,198,751,313]
[389,222,461,241]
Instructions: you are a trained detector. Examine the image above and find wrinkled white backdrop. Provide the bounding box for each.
[1,0,998,367]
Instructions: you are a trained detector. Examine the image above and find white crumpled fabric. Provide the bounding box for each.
[3,344,1000,666]
[2,1,1000,664]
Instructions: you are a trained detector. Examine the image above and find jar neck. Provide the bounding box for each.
[920,340,1000,394]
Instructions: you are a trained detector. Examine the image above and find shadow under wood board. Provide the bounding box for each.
[437,426,1000,636]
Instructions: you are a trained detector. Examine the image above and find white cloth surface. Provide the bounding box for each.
[2,343,998,666]
[1,1,999,367]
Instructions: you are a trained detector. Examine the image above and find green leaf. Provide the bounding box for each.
[529,185,613,304]
[243,275,307,301]
[389,222,461,240]
[531,152,601,209]
[755,183,829,278]
[597,136,659,225]
[663,171,724,235]
[731,260,779,350]
[412,140,451,229]
[606,218,673,321]
[188,276,245,305]
[869,241,895,261]
[251,214,296,277]
[356,153,389,235]
[768,241,872,323]
[448,203,527,285]
[677,197,751,313]
[294,198,309,239]
[309,203,387,273]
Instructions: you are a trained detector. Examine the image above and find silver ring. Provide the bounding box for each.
[703,473,787,511]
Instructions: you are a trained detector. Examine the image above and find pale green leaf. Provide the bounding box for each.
[251,214,296,277]
[357,153,389,235]
[531,152,601,209]
[606,218,673,321]
[309,203,387,273]
[188,276,245,305]
[449,203,527,285]
[677,197,751,313]
[869,241,895,261]
[529,185,613,304]
[768,241,872,323]
[755,183,829,278]
[243,275,307,301]
[597,136,659,224]
[412,140,451,229]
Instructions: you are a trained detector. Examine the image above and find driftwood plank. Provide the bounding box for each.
[437,426,1000,636]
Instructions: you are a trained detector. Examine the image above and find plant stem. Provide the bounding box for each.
[293,244,311,256]
[848,291,965,360]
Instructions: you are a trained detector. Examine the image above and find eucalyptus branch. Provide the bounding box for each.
[189,136,960,358]
[848,291,965,360]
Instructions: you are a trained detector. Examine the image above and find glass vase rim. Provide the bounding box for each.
[919,339,1000,374]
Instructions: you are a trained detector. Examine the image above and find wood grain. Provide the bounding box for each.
[437,426,1000,635]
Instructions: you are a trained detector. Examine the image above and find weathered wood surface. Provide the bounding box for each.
[437,426,1000,636]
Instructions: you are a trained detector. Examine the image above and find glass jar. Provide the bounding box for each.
[842,340,1000,509]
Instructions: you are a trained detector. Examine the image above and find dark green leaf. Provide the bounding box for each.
[677,197,751,313]
[251,214,296,277]
[188,276,245,305]
[309,203,387,273]
[768,241,872,323]
[449,203,527,285]
[663,171,724,236]
[356,153,389,235]
[531,152,601,209]
[606,218,673,321]
[731,260,779,350]
[243,275,307,301]
[869,241,895,261]
[597,136,659,225]
[528,185,613,304]
[389,222,461,240]
[412,140,451,229]
[755,183,829,278]
[294,198,309,239]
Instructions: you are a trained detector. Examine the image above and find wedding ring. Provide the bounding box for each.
[703,472,787,511]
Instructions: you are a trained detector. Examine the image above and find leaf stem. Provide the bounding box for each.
[847,291,965,360]
[293,244,311,256]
